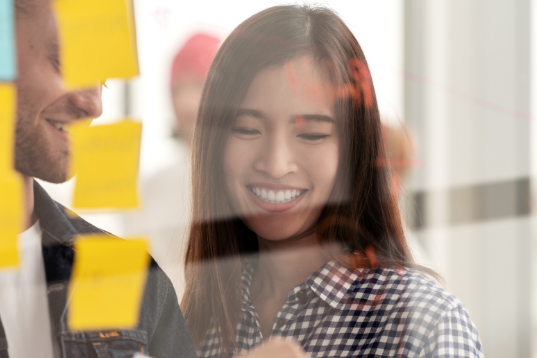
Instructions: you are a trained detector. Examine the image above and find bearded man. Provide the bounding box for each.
[1,0,197,356]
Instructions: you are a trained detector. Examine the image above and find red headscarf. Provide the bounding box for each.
[170,33,220,87]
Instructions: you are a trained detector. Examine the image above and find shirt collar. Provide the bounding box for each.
[240,257,258,315]
[33,180,78,246]
[240,257,395,312]
[305,260,360,310]
[307,261,409,311]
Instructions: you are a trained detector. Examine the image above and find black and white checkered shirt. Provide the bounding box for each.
[198,259,484,358]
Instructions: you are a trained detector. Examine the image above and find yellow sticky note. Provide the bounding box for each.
[68,236,150,330]
[70,119,141,210]
[0,83,16,172]
[53,0,139,88]
[0,171,23,268]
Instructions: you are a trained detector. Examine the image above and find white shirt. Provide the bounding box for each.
[0,220,56,358]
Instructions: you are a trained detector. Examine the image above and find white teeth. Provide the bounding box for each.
[49,120,67,132]
[250,187,304,204]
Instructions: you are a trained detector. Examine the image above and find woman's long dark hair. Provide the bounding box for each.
[182,5,437,356]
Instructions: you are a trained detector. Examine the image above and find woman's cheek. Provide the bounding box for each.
[225,138,256,173]
[223,138,239,187]
[223,137,257,198]
[305,141,339,202]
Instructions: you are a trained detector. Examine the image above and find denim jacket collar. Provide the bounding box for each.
[34,180,85,247]
[33,181,77,352]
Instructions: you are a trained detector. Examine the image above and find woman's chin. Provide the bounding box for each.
[238,204,323,243]
[243,216,314,244]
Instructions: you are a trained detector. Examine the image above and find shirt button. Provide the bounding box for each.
[296,290,307,303]
[276,318,286,328]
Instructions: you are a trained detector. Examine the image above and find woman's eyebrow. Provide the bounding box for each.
[236,108,265,119]
[293,114,335,123]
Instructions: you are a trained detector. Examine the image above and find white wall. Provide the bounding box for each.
[405,0,532,356]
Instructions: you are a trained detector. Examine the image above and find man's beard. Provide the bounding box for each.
[14,108,71,184]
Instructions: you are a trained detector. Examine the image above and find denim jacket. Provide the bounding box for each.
[0,181,198,358]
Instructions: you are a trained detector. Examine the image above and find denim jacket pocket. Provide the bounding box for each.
[60,330,148,358]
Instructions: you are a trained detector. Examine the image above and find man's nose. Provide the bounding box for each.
[254,134,298,179]
[69,85,103,119]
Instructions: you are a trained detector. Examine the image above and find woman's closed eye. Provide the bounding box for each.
[231,127,261,137]
[297,133,330,141]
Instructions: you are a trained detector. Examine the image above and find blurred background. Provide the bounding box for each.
[39,0,537,356]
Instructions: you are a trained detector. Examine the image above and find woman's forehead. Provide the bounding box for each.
[240,56,336,119]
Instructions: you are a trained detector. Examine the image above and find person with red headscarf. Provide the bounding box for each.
[122,33,220,300]
[171,33,220,143]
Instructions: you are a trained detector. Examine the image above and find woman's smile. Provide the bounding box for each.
[246,183,308,212]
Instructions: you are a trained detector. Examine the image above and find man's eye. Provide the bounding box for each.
[231,127,260,136]
[50,56,61,72]
[298,133,329,141]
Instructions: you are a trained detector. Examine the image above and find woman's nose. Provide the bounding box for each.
[254,134,298,179]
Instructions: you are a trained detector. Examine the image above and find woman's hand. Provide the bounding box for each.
[235,337,308,358]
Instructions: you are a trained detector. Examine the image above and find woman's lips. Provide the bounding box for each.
[246,185,307,212]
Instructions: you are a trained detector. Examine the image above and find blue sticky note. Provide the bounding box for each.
[0,0,16,81]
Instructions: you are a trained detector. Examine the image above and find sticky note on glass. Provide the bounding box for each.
[0,171,23,268]
[52,0,139,88]
[0,83,16,172]
[0,0,16,81]
[68,236,150,330]
[70,119,141,210]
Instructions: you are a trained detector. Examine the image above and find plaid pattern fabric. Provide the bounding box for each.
[198,259,484,358]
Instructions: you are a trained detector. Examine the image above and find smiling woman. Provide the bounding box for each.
[224,57,339,241]
[181,5,483,358]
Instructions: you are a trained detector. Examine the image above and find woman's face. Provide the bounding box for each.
[224,56,339,241]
